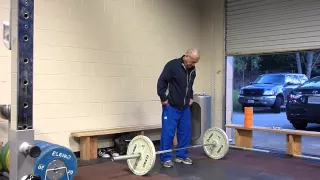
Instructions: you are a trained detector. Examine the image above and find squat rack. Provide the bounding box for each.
[1,0,41,179]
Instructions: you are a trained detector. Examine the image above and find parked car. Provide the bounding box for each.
[238,73,308,113]
[286,76,320,130]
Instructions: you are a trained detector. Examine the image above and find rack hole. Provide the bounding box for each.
[23,102,28,108]
[23,80,28,85]
[24,24,28,29]
[23,124,28,129]
[23,35,28,41]
[23,58,29,64]
[24,13,29,19]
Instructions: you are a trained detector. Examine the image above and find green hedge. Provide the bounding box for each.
[233,90,241,112]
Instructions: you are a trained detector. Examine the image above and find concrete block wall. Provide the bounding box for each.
[200,0,226,129]
[0,1,10,143]
[0,0,228,151]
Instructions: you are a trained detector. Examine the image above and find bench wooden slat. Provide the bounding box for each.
[72,125,162,160]
[225,124,320,137]
[71,125,162,137]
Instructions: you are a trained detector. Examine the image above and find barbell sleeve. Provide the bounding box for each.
[156,143,217,154]
[229,145,270,153]
[112,153,141,161]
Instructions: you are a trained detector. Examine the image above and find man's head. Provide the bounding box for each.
[183,48,200,69]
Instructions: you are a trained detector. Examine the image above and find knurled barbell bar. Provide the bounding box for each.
[111,127,230,176]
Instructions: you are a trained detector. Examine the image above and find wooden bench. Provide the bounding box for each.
[225,124,320,156]
[71,125,161,160]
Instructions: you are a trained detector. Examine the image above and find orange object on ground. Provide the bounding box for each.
[244,107,253,127]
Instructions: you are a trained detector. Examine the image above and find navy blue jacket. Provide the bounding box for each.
[157,56,196,109]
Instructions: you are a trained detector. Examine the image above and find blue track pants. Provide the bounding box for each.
[160,104,191,162]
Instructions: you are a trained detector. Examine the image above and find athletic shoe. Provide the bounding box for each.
[175,157,193,165]
[162,160,174,168]
[98,148,110,158]
[106,148,119,157]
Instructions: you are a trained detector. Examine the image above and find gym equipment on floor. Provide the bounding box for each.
[112,127,230,176]
[0,141,78,179]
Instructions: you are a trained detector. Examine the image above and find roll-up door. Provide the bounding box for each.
[226,0,320,55]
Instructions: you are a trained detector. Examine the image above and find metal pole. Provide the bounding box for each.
[156,143,216,154]
[112,153,141,161]
[293,154,320,161]
[9,0,40,179]
[229,145,270,153]
[112,143,217,161]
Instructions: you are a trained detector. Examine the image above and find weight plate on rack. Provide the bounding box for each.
[203,127,229,160]
[0,144,3,171]
[0,144,5,170]
[5,150,9,171]
[3,140,56,173]
[0,142,9,171]
[126,135,156,176]
[35,140,53,151]
[35,140,51,145]
[33,143,77,180]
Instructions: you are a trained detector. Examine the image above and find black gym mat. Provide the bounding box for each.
[75,148,320,180]
[3,147,319,179]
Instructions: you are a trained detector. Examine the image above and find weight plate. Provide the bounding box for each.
[126,135,156,176]
[203,127,229,160]
[1,142,9,171]
[35,140,53,151]
[4,144,9,171]
[5,150,9,171]
[0,143,5,170]
[34,144,77,180]
[0,142,8,170]
[35,140,50,145]
[0,145,3,171]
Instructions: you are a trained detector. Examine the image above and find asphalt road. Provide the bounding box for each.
[231,108,320,156]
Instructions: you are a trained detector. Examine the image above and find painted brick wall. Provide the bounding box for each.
[0,0,220,151]
[0,1,10,143]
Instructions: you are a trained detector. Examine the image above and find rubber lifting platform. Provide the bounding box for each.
[74,148,320,180]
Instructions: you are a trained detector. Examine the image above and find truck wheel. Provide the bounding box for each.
[292,122,308,130]
[271,96,282,113]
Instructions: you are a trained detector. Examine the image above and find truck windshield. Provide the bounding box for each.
[253,74,285,85]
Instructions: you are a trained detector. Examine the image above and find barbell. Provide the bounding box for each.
[111,127,230,176]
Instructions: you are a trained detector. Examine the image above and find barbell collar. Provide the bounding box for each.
[112,153,141,161]
[19,142,41,158]
[0,104,10,120]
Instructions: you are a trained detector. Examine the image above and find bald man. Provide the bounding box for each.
[157,49,200,168]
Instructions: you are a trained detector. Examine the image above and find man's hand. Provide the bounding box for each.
[161,100,169,106]
[189,99,193,105]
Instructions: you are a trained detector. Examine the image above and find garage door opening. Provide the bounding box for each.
[229,50,320,156]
